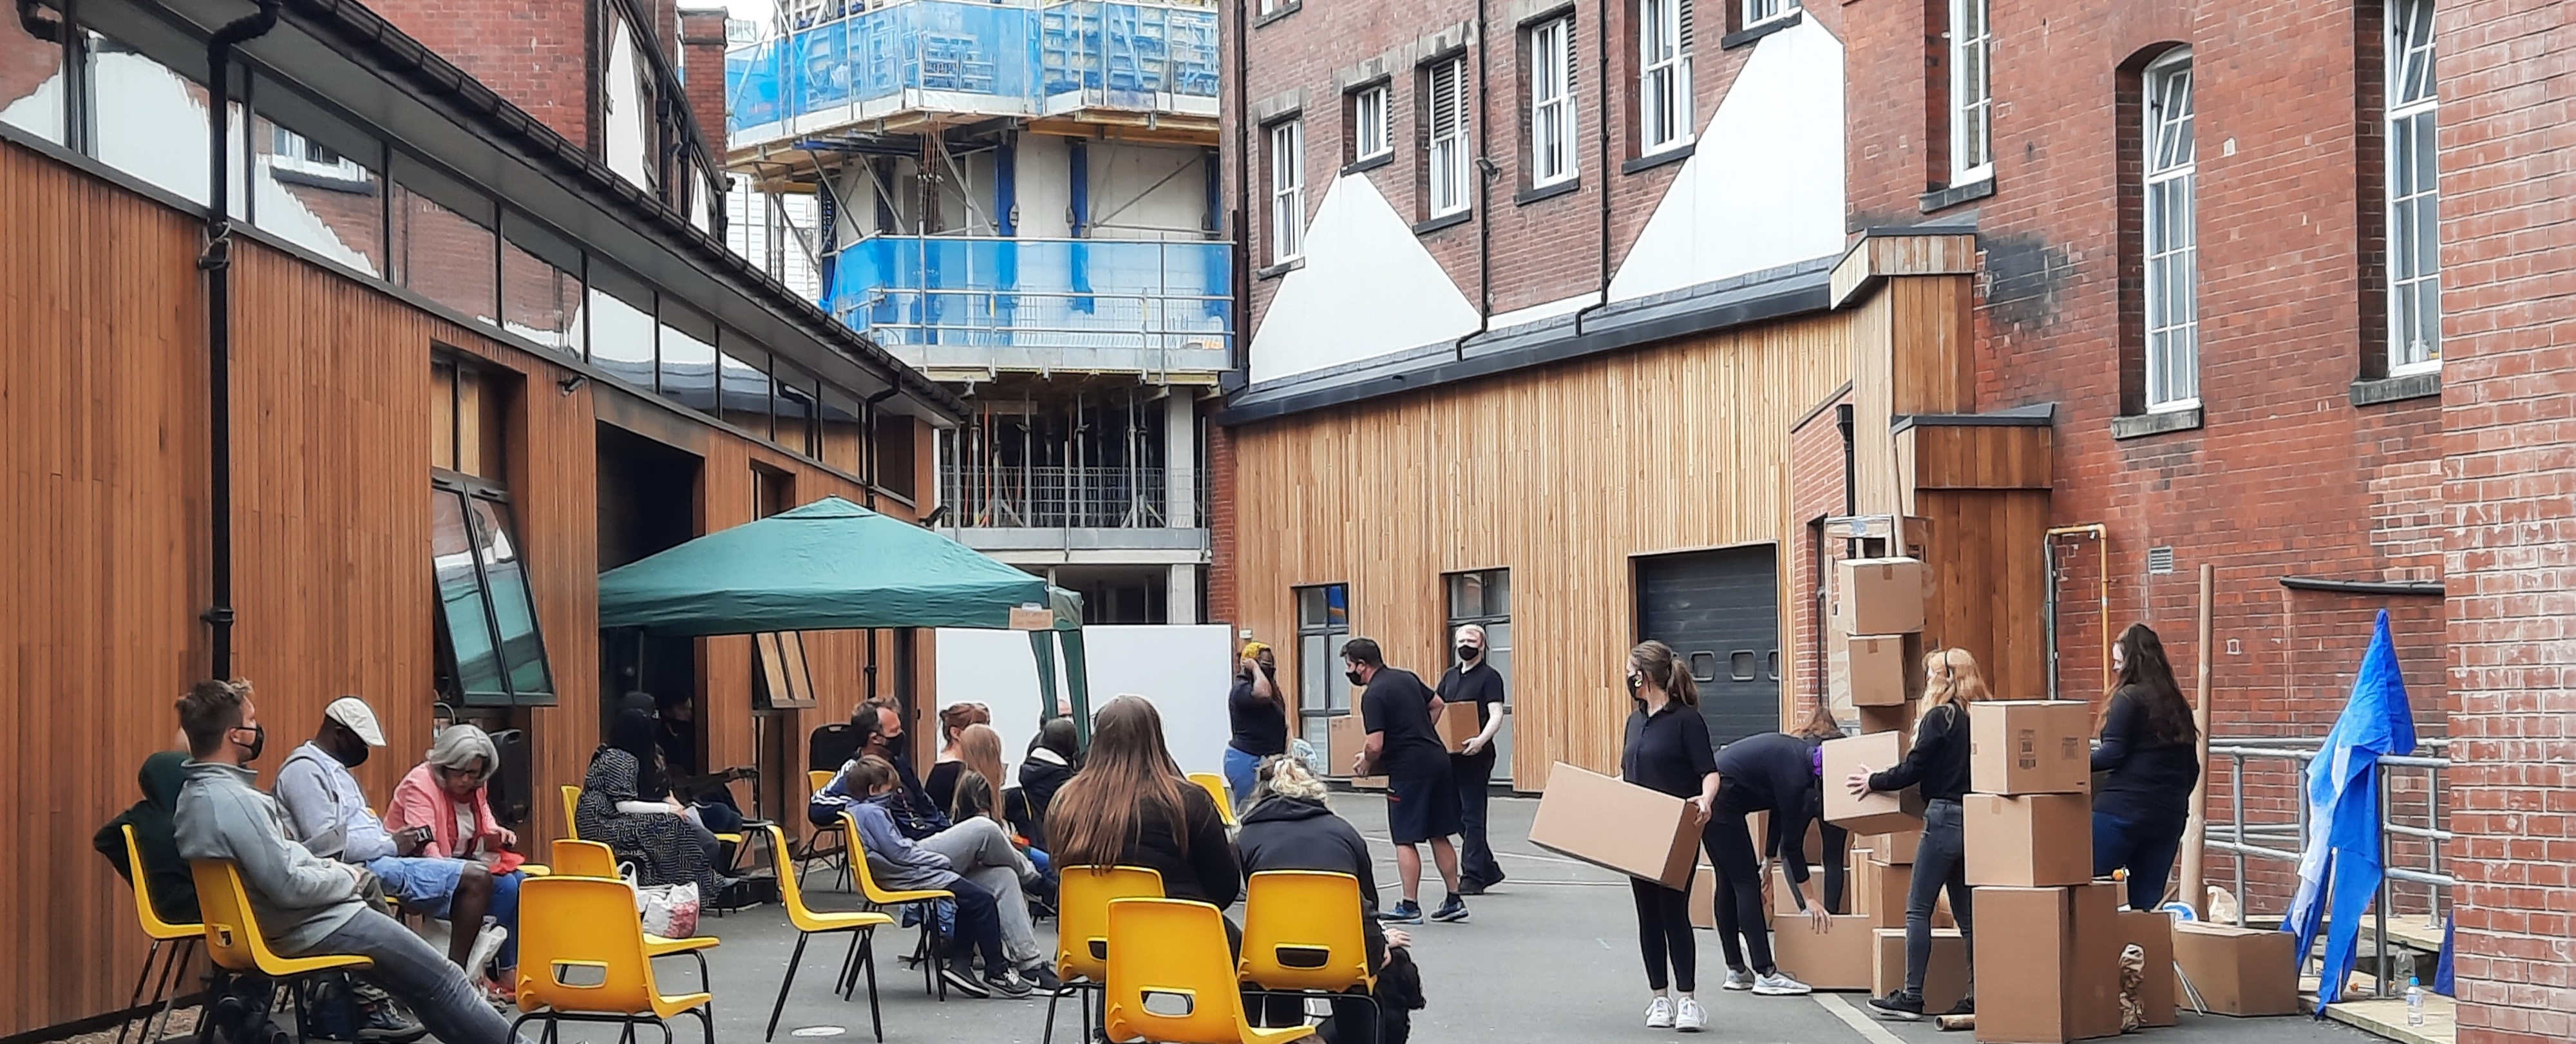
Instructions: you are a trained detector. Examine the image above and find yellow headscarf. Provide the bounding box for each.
[1241,640,1272,660]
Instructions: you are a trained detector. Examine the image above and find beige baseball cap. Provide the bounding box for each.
[323,696,386,746]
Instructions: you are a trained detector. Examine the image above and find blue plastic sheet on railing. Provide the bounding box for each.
[821,238,1231,347]
[727,0,1220,138]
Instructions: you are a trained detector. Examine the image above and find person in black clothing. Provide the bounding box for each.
[1239,754,1417,1044]
[1224,642,1289,810]
[1849,648,1987,1021]
[1710,730,1830,995]
[1437,625,1509,895]
[1785,699,1850,914]
[2092,624,2202,911]
[1045,695,1242,909]
[95,750,200,924]
[1618,640,1721,1032]
[1008,717,1079,849]
[1346,638,1468,925]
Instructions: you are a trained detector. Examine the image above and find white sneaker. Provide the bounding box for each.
[1719,969,1755,991]
[1644,996,1676,1029]
[1752,971,1813,996]
[1674,996,1707,1032]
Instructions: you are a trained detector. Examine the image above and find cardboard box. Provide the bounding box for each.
[1773,915,1875,990]
[1836,558,1927,635]
[2114,910,2177,1027]
[1823,732,1926,833]
[1964,793,2095,887]
[1864,828,1920,865]
[1973,886,2123,1043]
[1528,763,1700,889]
[1326,714,1365,777]
[2065,884,2126,1041]
[1874,928,1969,1013]
[2170,922,2299,1016]
[1848,635,1912,707]
[1855,855,1908,925]
[1971,701,2096,795]
[1772,860,1804,916]
[1857,701,1917,741]
[1690,864,1717,929]
[1434,700,1481,752]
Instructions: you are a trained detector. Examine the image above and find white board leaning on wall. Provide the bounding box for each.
[933,624,1236,777]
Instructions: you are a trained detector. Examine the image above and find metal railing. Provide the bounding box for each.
[940,464,1179,529]
[824,236,1233,369]
[2202,736,2453,1001]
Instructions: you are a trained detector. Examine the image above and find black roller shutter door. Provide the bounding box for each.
[1634,545,1781,753]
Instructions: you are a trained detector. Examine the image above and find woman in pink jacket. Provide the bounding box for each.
[386,724,524,996]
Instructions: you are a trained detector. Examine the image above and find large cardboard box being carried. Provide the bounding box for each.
[2170,922,2299,1016]
[2115,910,2177,1027]
[1963,793,2095,887]
[1326,714,1365,777]
[1972,884,2123,1043]
[1823,732,1926,833]
[1434,701,1481,752]
[1528,763,1699,889]
[1873,927,1970,1013]
[1835,557,1927,636]
[1772,915,1875,990]
[1971,701,2095,795]
[1847,635,1913,707]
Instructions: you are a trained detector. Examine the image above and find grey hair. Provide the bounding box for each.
[426,724,498,781]
[1250,753,1329,807]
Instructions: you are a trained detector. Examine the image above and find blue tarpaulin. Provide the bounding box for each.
[2282,609,2419,1010]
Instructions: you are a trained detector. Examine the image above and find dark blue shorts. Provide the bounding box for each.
[1386,770,1463,846]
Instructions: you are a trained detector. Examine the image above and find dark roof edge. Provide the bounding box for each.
[1890,403,2056,432]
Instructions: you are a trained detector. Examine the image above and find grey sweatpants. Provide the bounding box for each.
[919,817,1041,967]
[294,909,530,1044]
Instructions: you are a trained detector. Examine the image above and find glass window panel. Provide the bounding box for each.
[659,321,719,412]
[1300,633,1332,749]
[777,373,818,457]
[1486,621,1514,692]
[502,236,581,354]
[252,112,384,276]
[465,497,553,702]
[88,34,240,209]
[586,270,655,387]
[817,386,866,473]
[1325,584,1348,627]
[1298,586,1325,627]
[718,351,771,439]
[1,6,65,144]
[392,181,498,323]
[432,489,509,703]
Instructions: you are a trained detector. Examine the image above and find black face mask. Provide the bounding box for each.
[1458,645,1480,661]
[1345,669,1367,687]
[233,723,267,764]
[331,742,370,769]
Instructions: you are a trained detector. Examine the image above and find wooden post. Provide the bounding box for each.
[2178,562,2215,915]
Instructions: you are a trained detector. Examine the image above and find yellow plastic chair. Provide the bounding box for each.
[1240,871,1379,1038]
[560,786,583,841]
[839,810,957,1000]
[1187,772,1239,827]
[1043,866,1164,1044]
[548,839,720,978]
[805,770,849,888]
[189,860,374,1044]
[762,824,896,1041]
[514,875,713,1044]
[117,826,204,1044]
[1104,898,1312,1044]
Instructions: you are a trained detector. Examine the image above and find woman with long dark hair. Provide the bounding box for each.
[1045,695,1239,907]
[1851,648,1989,1021]
[1619,640,1720,1032]
[2092,623,2202,911]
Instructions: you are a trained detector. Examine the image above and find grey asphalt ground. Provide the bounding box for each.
[567,795,2379,1044]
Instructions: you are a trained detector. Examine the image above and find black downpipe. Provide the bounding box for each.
[1835,403,1857,556]
[1466,0,1491,356]
[864,387,898,509]
[1577,0,1611,334]
[201,0,283,679]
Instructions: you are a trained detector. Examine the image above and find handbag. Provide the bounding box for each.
[623,863,701,938]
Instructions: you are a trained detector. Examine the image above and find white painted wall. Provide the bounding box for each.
[603,21,652,191]
[1609,17,1847,302]
[1247,173,1481,383]
[935,624,1235,776]
[1086,143,1208,239]
[1013,134,1074,238]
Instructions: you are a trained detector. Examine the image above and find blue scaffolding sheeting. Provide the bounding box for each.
[727,0,1220,145]
[824,237,1232,359]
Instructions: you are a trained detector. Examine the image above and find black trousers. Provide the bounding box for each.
[1629,878,1698,992]
[1704,805,1776,974]
[1452,751,1503,887]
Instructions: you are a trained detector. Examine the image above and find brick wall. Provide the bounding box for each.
[677,6,728,162]
[2436,0,2576,1039]
[1206,422,1238,627]
[370,0,596,149]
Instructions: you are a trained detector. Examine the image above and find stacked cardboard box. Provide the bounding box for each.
[1874,927,1971,1012]
[2170,922,2298,1016]
[1965,701,2123,1043]
[1823,730,1927,833]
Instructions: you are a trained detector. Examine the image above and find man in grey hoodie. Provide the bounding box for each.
[171,680,527,1044]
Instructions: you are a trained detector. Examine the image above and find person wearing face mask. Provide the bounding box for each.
[174,681,531,1044]
[1345,638,1468,925]
[1222,641,1287,807]
[1436,624,1508,895]
[276,696,503,978]
[810,699,953,840]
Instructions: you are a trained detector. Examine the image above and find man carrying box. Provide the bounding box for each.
[1344,638,1468,925]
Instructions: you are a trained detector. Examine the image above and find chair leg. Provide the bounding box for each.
[142,939,194,1044]
[1041,975,1063,1044]
[765,932,810,1042]
[117,939,165,1044]
[859,929,883,1043]
[834,931,860,1000]
[690,1006,715,1044]
[289,979,307,1044]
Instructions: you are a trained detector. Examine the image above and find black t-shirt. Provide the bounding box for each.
[2092,687,2202,826]
[1227,673,1290,757]
[1714,731,1821,884]
[1622,701,1718,799]
[1436,661,1507,731]
[1360,667,1448,779]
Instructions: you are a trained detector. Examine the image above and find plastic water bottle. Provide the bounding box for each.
[2406,977,2425,1027]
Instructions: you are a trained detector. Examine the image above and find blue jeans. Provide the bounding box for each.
[297,911,530,1044]
[2093,811,2186,911]
[1222,746,1260,811]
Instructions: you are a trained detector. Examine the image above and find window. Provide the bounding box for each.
[269,126,365,182]
[1445,567,1513,690]
[391,178,499,325]
[1743,0,1797,28]
[1949,0,1993,183]
[1267,120,1305,263]
[252,106,386,278]
[502,225,583,356]
[2386,0,2439,373]
[2,4,66,144]
[2141,49,2197,412]
[431,359,554,707]
[1426,56,1472,217]
[1294,584,1351,751]
[1640,0,1693,154]
[1529,18,1578,187]
[1351,84,1392,163]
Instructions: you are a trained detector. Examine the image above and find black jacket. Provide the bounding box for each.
[1238,797,1387,969]
[2092,686,2201,826]
[93,752,198,923]
[1009,749,1076,848]
[1869,703,1972,804]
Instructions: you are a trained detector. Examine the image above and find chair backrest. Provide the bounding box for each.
[1056,866,1166,983]
[551,839,621,878]
[808,770,836,801]
[123,824,200,937]
[1186,772,1238,827]
[560,786,582,841]
[1104,898,1267,1044]
[837,810,921,905]
[808,723,858,774]
[764,824,842,931]
[1239,870,1374,993]
[187,860,291,974]
[515,876,663,1016]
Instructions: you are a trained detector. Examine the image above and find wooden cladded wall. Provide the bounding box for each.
[0,136,931,1035]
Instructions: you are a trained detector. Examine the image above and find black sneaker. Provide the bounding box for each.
[1941,996,1975,1017]
[982,970,1034,1000]
[1377,900,1424,924]
[940,962,992,999]
[1868,992,1925,1021]
[1430,895,1470,923]
[353,1004,427,1044]
[1019,963,1074,996]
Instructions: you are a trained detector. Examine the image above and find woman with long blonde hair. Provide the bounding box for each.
[1846,647,1987,1021]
